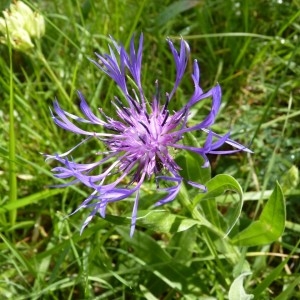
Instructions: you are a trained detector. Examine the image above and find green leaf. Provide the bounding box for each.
[117,228,204,294]
[0,189,62,214]
[197,174,243,201]
[168,226,197,262]
[252,256,290,297]
[274,275,300,300]
[194,174,243,236]
[228,272,254,300]
[176,131,211,186]
[280,165,299,193]
[0,233,36,275]
[232,182,285,246]
[176,152,211,188]
[155,0,200,27]
[105,210,201,234]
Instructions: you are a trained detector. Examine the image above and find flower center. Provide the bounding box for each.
[115,110,174,176]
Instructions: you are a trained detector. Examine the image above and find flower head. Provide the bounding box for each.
[46,34,251,236]
[0,1,45,51]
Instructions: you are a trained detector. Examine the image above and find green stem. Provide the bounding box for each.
[37,51,70,102]
[178,185,241,264]
[8,38,17,226]
[178,185,223,237]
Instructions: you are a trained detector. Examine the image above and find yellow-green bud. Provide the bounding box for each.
[0,1,45,51]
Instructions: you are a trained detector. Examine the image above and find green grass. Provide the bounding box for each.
[0,0,300,299]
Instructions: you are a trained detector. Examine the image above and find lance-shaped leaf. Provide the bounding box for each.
[232,182,285,246]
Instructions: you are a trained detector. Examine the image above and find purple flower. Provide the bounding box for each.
[46,34,251,236]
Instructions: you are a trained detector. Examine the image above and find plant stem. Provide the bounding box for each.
[8,38,17,226]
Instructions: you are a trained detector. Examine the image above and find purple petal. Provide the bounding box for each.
[130,189,140,237]
[187,180,207,191]
[77,91,106,125]
[167,38,190,99]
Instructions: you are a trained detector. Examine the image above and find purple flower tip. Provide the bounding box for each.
[46,34,250,235]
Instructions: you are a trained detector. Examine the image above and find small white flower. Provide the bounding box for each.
[0,1,45,51]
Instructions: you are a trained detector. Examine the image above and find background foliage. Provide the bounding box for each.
[0,0,299,299]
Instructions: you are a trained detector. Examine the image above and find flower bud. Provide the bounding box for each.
[0,1,45,51]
